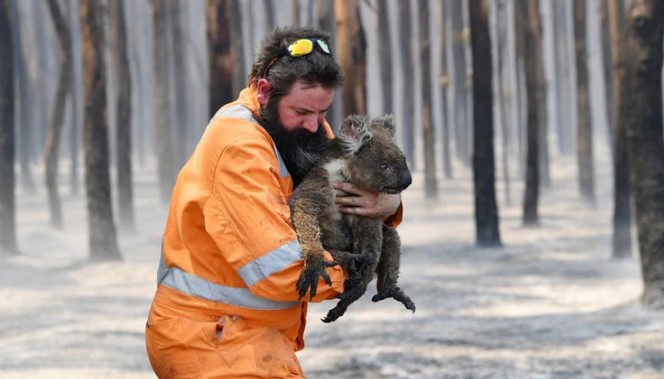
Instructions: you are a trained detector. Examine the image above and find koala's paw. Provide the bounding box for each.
[321,306,346,323]
[296,254,337,301]
[372,286,416,313]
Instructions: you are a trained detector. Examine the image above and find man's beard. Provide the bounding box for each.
[259,98,331,186]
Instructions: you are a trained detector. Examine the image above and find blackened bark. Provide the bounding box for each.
[574,0,596,205]
[110,0,134,231]
[207,0,234,117]
[522,0,541,226]
[335,0,366,116]
[624,0,664,308]
[80,0,121,261]
[44,0,72,229]
[470,0,501,246]
[0,0,17,255]
[608,0,632,259]
[152,0,176,203]
[398,0,415,169]
[420,0,437,199]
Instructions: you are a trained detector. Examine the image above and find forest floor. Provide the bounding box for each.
[1,153,663,379]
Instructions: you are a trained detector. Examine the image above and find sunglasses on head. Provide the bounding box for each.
[263,38,331,77]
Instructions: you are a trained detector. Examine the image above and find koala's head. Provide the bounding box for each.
[337,114,412,194]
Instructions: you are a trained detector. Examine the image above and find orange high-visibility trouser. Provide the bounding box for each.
[145,287,306,379]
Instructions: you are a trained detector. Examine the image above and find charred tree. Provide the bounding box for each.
[521,0,542,226]
[66,0,81,196]
[335,0,366,116]
[420,0,437,199]
[398,0,415,169]
[0,0,17,255]
[264,0,274,32]
[495,0,510,205]
[377,0,393,115]
[316,0,340,129]
[608,0,632,259]
[470,0,501,246]
[439,1,452,179]
[152,0,176,203]
[574,0,596,205]
[533,0,549,188]
[229,0,244,97]
[80,0,121,261]
[553,0,573,154]
[44,0,72,229]
[110,0,134,231]
[451,0,470,166]
[624,0,664,308]
[600,0,615,144]
[207,0,234,117]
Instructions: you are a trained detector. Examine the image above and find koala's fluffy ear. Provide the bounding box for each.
[370,114,395,138]
[338,114,372,155]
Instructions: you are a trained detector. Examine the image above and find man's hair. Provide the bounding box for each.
[248,27,345,98]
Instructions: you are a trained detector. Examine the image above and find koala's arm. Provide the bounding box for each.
[205,141,344,303]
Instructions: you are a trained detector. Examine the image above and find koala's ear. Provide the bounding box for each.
[370,114,396,138]
[338,114,372,155]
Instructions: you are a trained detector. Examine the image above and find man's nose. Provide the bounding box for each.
[302,114,319,133]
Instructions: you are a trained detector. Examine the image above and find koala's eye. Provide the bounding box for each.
[380,163,390,170]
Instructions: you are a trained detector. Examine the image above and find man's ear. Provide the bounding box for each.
[256,78,271,106]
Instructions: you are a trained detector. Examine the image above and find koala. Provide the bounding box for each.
[289,114,416,323]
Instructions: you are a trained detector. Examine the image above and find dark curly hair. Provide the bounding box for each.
[248,27,345,98]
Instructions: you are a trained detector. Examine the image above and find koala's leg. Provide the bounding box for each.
[372,225,416,313]
[322,219,382,323]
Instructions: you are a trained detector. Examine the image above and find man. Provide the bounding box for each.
[145,27,402,378]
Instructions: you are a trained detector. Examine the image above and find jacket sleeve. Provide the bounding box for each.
[203,136,344,303]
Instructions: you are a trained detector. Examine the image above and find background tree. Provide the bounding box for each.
[624,0,664,308]
[110,0,134,231]
[450,0,470,166]
[0,0,17,255]
[521,0,542,226]
[44,0,71,229]
[377,0,392,116]
[420,0,437,200]
[335,0,366,116]
[608,0,631,259]
[207,0,234,117]
[398,0,415,168]
[574,0,596,205]
[439,1,452,179]
[469,0,501,246]
[495,0,510,205]
[80,0,121,261]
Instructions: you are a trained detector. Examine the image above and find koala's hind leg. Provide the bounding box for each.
[372,226,416,313]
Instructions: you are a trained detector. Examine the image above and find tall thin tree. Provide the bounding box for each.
[398,0,415,168]
[439,1,452,179]
[574,0,596,205]
[624,0,664,308]
[377,0,393,116]
[110,0,134,231]
[335,0,366,116]
[207,0,234,117]
[80,0,121,261]
[0,0,17,255]
[608,0,631,259]
[420,0,438,199]
[44,0,72,229]
[450,0,470,166]
[495,0,510,205]
[469,0,501,246]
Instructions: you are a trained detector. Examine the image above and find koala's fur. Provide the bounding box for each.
[289,114,415,322]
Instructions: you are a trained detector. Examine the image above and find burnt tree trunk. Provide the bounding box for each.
[44,0,72,229]
[335,0,366,116]
[451,0,470,166]
[624,0,664,308]
[398,0,415,169]
[80,0,121,261]
[608,0,632,259]
[66,0,81,196]
[574,0,596,205]
[207,0,234,117]
[0,0,17,255]
[553,0,573,154]
[420,0,437,199]
[601,0,615,145]
[264,0,274,32]
[439,1,452,179]
[522,0,542,226]
[152,0,176,203]
[533,0,549,188]
[110,0,134,231]
[495,0,510,205]
[317,0,340,129]
[377,0,393,115]
[229,0,244,97]
[469,0,501,246]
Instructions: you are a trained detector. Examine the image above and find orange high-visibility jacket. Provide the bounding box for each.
[146,85,402,377]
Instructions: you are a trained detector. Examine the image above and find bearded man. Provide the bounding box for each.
[145,27,402,378]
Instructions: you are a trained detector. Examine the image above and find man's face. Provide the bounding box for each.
[259,80,335,185]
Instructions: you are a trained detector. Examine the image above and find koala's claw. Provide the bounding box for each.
[372,286,416,313]
[296,257,337,301]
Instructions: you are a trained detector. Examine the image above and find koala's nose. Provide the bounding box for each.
[400,170,412,189]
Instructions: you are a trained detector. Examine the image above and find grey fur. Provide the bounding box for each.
[290,114,415,323]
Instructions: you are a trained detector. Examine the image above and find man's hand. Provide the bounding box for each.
[333,182,401,220]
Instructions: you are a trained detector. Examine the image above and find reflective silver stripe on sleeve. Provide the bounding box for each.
[158,263,298,310]
[237,240,302,287]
